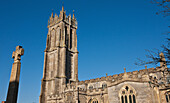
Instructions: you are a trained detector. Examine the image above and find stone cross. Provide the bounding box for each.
[12,46,24,62]
[6,46,24,103]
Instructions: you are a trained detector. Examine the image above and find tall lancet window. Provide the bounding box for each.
[70,29,72,49]
[56,27,60,46]
[51,29,56,48]
[119,85,136,103]
[65,26,68,45]
[165,92,170,103]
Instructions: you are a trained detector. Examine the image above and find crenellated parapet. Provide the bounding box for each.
[77,66,169,93]
[48,6,77,29]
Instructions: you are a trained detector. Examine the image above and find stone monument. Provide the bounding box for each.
[6,46,24,103]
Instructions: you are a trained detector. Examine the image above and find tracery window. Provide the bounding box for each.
[119,85,136,103]
[88,98,98,103]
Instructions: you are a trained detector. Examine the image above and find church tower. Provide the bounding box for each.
[40,7,78,103]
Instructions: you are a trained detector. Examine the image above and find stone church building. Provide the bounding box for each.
[39,7,170,103]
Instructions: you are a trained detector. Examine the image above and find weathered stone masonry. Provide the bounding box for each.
[40,7,170,103]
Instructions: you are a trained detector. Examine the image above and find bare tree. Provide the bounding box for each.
[151,0,170,16]
[135,0,170,66]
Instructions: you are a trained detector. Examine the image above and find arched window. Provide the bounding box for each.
[50,29,56,48]
[88,98,98,103]
[119,85,137,103]
[89,85,93,90]
[165,92,170,103]
[102,83,107,89]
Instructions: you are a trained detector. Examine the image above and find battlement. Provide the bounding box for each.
[78,66,162,85]
[48,6,77,28]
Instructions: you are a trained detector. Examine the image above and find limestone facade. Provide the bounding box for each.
[39,7,170,103]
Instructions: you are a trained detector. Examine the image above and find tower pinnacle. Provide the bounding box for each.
[62,6,64,12]
[51,9,54,18]
[73,10,75,19]
[124,67,126,73]
[159,52,167,67]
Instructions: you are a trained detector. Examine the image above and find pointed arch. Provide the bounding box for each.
[119,84,137,103]
[50,28,56,48]
[88,98,98,103]
[102,83,107,89]
[55,26,61,46]
[165,90,170,103]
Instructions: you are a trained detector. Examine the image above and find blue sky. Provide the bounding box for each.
[0,0,169,103]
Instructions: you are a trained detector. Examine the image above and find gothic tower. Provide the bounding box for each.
[39,7,78,103]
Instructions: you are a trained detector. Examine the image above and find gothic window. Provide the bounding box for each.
[70,29,72,49]
[88,98,98,103]
[167,75,170,84]
[121,96,124,103]
[66,93,73,103]
[129,95,132,103]
[60,29,62,41]
[102,83,107,89]
[89,85,93,90]
[125,95,128,103]
[165,92,170,103]
[65,26,68,45]
[55,27,61,46]
[133,95,136,103]
[51,29,55,48]
[119,85,136,103]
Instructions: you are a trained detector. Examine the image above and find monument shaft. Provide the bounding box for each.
[6,46,24,103]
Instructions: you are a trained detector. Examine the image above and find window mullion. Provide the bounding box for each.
[124,95,125,103]
[127,94,129,103]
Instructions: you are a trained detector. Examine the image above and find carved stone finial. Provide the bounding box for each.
[72,10,75,19]
[51,9,54,17]
[124,67,126,73]
[62,6,64,12]
[159,52,167,67]
[55,13,57,17]
[12,46,24,62]
[145,65,147,69]
[106,73,108,77]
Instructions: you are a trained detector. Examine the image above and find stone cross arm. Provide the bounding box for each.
[12,46,24,62]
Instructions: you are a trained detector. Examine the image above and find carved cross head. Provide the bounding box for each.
[12,46,24,62]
